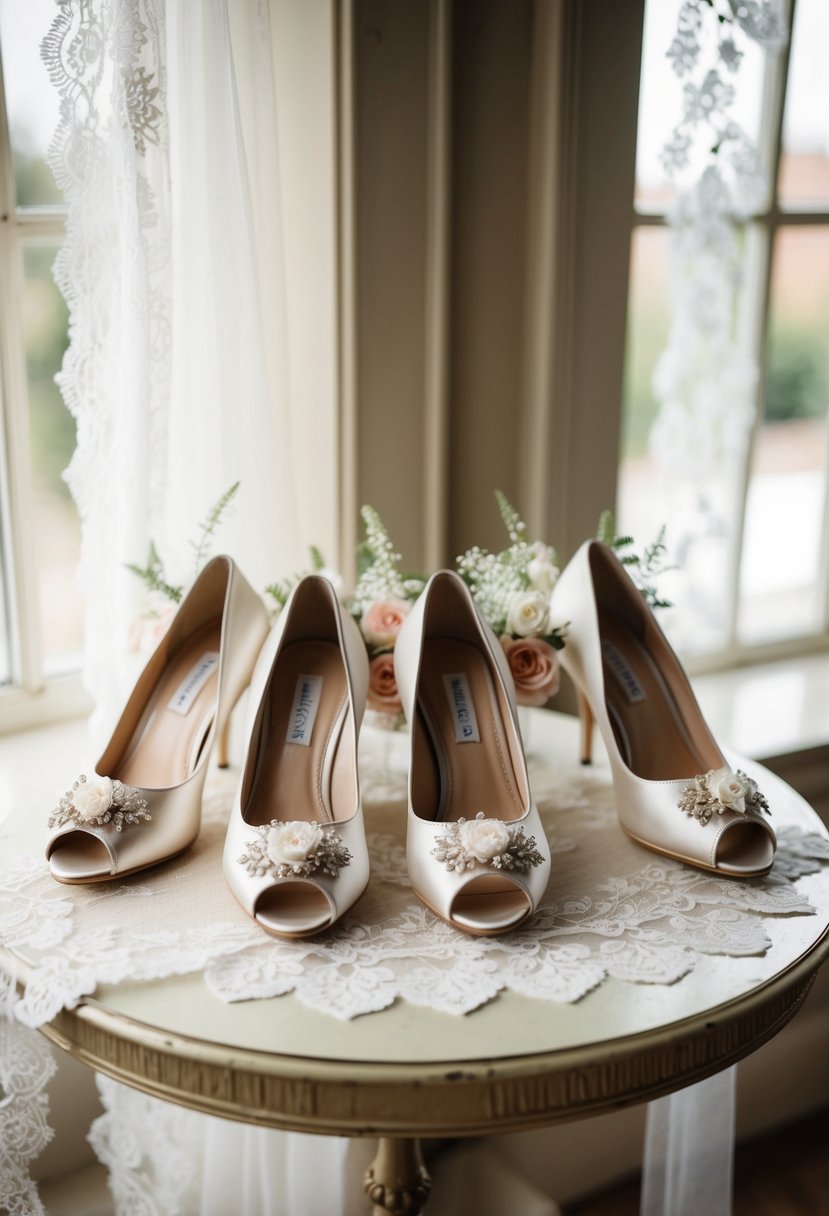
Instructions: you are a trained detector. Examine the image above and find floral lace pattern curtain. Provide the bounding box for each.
[645,0,787,652]
[43,0,297,737]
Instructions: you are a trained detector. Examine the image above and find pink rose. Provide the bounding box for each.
[361,598,411,648]
[367,653,402,715]
[501,636,560,707]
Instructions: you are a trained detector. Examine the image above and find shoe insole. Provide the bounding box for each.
[245,640,351,827]
[117,618,223,790]
[416,638,530,915]
[416,638,524,824]
[599,612,717,782]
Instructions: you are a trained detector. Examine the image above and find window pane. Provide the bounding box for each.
[620,227,671,463]
[737,226,829,644]
[0,0,62,207]
[635,0,766,209]
[778,0,829,207]
[22,243,82,673]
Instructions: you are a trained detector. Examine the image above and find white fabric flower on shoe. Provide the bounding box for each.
[705,767,748,815]
[72,776,115,822]
[267,822,324,867]
[459,817,511,863]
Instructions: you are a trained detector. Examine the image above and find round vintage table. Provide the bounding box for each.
[8,712,829,1214]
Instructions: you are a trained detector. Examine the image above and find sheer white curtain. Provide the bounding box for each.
[45,0,343,1209]
[46,0,299,738]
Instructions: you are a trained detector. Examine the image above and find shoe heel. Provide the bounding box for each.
[216,715,232,769]
[578,690,594,766]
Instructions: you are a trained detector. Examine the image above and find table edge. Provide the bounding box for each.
[8,921,828,1137]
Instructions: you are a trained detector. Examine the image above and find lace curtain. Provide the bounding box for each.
[45,0,299,740]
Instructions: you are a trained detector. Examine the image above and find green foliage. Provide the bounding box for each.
[766,327,829,423]
[263,579,291,610]
[189,481,240,574]
[127,483,240,602]
[125,542,183,604]
[597,510,673,610]
[13,144,62,209]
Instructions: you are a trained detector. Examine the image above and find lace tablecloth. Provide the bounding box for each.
[2,711,829,1214]
[3,715,828,1026]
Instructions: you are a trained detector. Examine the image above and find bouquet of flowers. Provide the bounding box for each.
[456,491,566,708]
[129,486,670,728]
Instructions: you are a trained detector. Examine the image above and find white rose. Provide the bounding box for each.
[506,590,550,638]
[267,821,324,866]
[526,544,560,594]
[459,817,511,863]
[73,775,114,822]
[706,767,747,814]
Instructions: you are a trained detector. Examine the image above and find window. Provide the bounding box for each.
[619,0,829,669]
[0,0,87,727]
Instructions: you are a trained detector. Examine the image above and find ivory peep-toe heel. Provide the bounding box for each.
[394,570,551,935]
[551,541,775,877]
[223,574,370,939]
[46,556,270,883]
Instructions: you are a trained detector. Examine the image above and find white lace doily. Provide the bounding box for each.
[2,724,828,1026]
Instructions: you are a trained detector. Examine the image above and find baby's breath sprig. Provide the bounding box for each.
[495,489,528,544]
[456,491,565,647]
[350,505,425,617]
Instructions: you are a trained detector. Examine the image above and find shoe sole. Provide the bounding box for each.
[227,879,371,941]
[48,841,195,885]
[621,824,775,879]
[412,887,534,937]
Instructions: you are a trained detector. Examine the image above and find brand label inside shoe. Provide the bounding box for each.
[442,672,481,743]
[286,674,324,746]
[167,652,220,715]
[601,640,646,703]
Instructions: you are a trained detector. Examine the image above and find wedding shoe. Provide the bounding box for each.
[551,541,775,877]
[394,570,551,935]
[223,575,370,938]
[46,556,270,883]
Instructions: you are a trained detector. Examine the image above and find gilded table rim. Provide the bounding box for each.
[8,920,829,1137]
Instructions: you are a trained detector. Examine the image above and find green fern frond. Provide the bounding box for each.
[596,509,615,546]
[125,542,183,603]
[189,481,240,573]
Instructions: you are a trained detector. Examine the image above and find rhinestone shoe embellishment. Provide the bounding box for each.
[48,774,152,833]
[239,820,352,881]
[678,766,771,827]
[432,812,545,874]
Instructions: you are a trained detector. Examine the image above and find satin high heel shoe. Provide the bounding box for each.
[394,570,551,935]
[551,541,775,877]
[223,574,370,938]
[46,556,270,883]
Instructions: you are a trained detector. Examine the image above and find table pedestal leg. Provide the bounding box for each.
[363,1137,432,1214]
